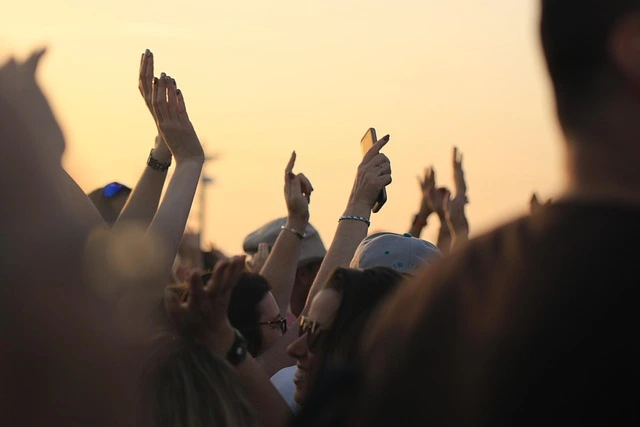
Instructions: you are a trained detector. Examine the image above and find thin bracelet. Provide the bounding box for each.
[339,215,371,227]
[147,149,172,172]
[280,225,306,239]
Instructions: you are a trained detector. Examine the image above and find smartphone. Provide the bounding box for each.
[360,127,387,213]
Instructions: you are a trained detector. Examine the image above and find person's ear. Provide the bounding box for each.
[611,12,640,91]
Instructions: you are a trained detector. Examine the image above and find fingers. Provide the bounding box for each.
[176,88,188,122]
[368,153,391,168]
[285,151,296,178]
[297,173,313,202]
[139,49,154,101]
[256,242,269,258]
[166,75,178,119]
[363,134,390,162]
[152,75,168,123]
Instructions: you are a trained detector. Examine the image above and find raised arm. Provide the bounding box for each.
[303,133,392,312]
[408,167,436,237]
[144,73,204,293]
[260,151,313,312]
[256,132,393,377]
[445,146,470,250]
[116,50,172,227]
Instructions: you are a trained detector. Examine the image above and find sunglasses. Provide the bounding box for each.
[102,182,129,198]
[299,315,328,352]
[259,316,287,334]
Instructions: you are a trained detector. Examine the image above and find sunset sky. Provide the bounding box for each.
[2,0,565,255]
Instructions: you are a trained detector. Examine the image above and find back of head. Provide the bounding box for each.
[349,232,441,275]
[140,336,257,427]
[541,0,640,132]
[227,273,271,357]
[87,182,131,225]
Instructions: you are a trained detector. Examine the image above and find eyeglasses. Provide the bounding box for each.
[102,182,129,198]
[299,315,328,352]
[259,316,287,334]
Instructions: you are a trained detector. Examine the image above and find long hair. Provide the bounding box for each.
[293,266,404,427]
[139,335,257,427]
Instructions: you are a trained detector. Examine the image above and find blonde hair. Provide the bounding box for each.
[139,334,257,427]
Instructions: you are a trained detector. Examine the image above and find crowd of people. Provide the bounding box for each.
[2,1,639,425]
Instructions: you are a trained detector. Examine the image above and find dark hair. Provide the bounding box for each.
[540,0,640,131]
[318,267,403,364]
[293,267,404,427]
[227,273,271,357]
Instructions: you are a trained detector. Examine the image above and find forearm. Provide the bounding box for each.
[436,213,452,255]
[116,141,171,227]
[303,202,370,313]
[145,159,203,290]
[260,216,306,312]
[408,205,432,238]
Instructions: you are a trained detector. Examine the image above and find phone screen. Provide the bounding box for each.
[360,128,387,213]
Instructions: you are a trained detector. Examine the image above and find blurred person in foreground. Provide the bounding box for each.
[348,1,640,426]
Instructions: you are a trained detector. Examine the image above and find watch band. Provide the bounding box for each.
[226,329,248,366]
[147,148,171,172]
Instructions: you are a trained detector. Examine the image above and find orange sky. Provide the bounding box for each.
[3,0,565,254]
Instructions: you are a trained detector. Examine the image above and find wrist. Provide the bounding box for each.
[344,201,372,218]
[153,139,172,163]
[286,216,309,232]
[201,327,236,359]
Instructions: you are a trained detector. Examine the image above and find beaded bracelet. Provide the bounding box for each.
[280,225,306,239]
[338,215,371,227]
[147,149,172,172]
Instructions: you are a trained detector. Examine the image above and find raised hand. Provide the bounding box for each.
[347,134,392,211]
[453,146,468,201]
[443,189,469,233]
[138,49,155,116]
[284,151,313,226]
[418,166,437,214]
[152,74,204,164]
[246,242,270,273]
[165,256,247,357]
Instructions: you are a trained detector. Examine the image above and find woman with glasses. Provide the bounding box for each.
[225,272,288,357]
[286,266,403,417]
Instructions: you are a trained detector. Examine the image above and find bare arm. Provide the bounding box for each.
[116,136,171,226]
[116,52,173,228]
[144,72,204,295]
[257,133,393,377]
[260,151,312,312]
[408,167,435,238]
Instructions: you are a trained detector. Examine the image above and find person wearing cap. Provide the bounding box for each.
[349,232,441,274]
[243,217,326,319]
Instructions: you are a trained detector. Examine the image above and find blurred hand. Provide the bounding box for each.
[284,151,312,226]
[453,146,467,200]
[347,134,392,211]
[418,167,436,214]
[530,192,551,214]
[246,242,269,273]
[152,74,204,164]
[0,48,65,161]
[164,256,246,357]
[443,190,469,232]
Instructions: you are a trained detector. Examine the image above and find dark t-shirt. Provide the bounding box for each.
[351,201,640,426]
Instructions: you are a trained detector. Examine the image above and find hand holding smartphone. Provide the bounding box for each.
[361,127,388,213]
